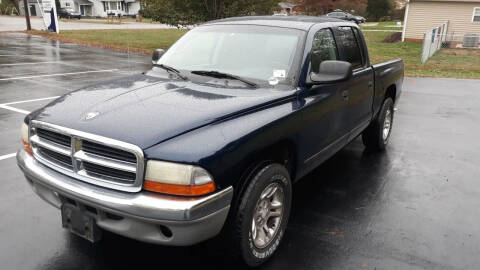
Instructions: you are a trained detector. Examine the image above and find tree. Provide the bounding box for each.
[293,0,334,16]
[141,0,282,27]
[292,0,367,16]
[366,0,391,21]
[334,0,367,16]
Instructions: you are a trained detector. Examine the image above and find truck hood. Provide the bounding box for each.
[31,74,296,149]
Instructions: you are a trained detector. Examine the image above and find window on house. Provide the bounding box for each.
[102,1,106,12]
[474,7,480,22]
[65,3,70,6]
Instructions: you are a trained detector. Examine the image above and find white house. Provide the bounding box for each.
[18,0,44,16]
[59,0,141,17]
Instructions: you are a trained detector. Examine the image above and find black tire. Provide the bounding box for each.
[362,97,394,151]
[231,163,292,267]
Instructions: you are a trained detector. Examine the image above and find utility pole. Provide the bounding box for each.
[23,0,31,30]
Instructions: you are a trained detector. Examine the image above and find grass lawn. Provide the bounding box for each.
[29,29,187,54]
[365,31,480,78]
[30,29,480,79]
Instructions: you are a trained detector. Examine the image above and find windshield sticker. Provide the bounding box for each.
[273,69,286,78]
[268,77,279,86]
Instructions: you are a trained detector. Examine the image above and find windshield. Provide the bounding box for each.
[158,25,306,87]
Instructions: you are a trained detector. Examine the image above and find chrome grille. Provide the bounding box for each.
[29,121,144,192]
[82,140,137,163]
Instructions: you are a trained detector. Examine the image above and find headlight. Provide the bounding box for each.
[21,122,32,155]
[144,160,216,196]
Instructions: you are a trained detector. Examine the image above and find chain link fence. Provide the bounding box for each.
[421,22,480,63]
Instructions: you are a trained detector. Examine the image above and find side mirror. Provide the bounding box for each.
[152,49,165,64]
[310,60,352,83]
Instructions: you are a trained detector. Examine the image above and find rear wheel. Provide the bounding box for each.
[362,97,394,150]
[231,163,292,267]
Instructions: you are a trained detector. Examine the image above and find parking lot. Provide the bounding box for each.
[1,32,480,269]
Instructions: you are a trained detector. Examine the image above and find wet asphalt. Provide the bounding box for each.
[1,33,480,270]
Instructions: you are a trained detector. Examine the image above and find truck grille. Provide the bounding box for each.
[82,141,137,163]
[29,121,144,192]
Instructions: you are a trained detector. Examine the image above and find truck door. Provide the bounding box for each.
[333,26,375,139]
[298,28,350,174]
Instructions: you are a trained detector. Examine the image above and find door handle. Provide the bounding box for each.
[368,81,374,88]
[342,90,349,101]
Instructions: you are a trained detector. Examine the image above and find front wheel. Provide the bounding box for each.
[362,97,394,150]
[231,163,292,267]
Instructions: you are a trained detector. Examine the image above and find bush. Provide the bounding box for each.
[382,32,402,43]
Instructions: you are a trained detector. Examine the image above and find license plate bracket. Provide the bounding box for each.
[61,203,102,242]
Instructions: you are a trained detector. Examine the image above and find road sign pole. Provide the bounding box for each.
[23,0,32,30]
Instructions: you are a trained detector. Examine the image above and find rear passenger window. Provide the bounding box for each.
[336,27,363,69]
[352,27,367,66]
[310,29,338,73]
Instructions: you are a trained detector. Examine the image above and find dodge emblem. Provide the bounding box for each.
[84,111,100,120]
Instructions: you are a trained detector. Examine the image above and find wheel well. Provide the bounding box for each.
[225,140,297,229]
[233,140,297,200]
[385,84,397,103]
[256,140,297,178]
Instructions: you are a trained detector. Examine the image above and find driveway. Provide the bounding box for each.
[1,32,480,270]
[0,15,174,31]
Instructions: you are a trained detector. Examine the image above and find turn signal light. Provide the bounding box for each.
[144,181,216,196]
[22,139,33,155]
[21,123,32,155]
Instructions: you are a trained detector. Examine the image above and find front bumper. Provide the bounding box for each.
[17,149,233,245]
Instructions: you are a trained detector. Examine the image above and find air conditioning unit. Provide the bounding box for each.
[463,34,479,48]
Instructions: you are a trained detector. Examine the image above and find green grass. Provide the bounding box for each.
[31,29,480,79]
[31,29,187,53]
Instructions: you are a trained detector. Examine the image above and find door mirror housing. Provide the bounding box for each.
[310,60,353,84]
[152,49,165,64]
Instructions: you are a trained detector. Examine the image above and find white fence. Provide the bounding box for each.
[421,23,448,63]
[421,22,480,63]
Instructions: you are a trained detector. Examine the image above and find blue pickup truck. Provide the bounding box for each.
[17,16,403,266]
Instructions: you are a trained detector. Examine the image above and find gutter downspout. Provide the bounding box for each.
[402,0,410,42]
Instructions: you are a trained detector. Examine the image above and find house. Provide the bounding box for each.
[19,0,141,17]
[59,0,141,17]
[402,0,480,42]
[18,0,43,16]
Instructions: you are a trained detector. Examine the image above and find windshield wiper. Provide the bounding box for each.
[191,70,258,88]
[153,63,188,80]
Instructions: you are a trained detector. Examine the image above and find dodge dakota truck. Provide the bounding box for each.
[17,16,403,266]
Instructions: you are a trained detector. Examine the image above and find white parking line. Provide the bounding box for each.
[2,96,59,106]
[0,105,30,114]
[0,61,61,66]
[0,69,119,81]
[0,152,16,161]
[0,54,34,56]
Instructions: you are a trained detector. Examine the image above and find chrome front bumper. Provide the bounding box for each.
[17,149,233,245]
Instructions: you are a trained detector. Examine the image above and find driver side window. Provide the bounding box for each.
[310,29,338,73]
